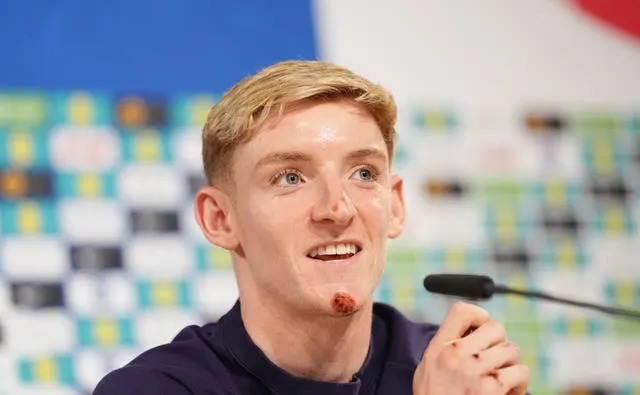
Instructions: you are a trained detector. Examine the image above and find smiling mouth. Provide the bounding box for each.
[307,243,362,262]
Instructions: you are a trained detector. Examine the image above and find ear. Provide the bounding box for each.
[194,186,240,250]
[387,175,406,239]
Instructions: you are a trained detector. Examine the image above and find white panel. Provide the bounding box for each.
[589,237,640,277]
[173,130,202,171]
[194,272,239,319]
[105,274,137,314]
[49,126,120,171]
[0,281,10,315]
[134,310,200,349]
[181,203,207,243]
[315,0,640,106]
[124,236,191,279]
[403,200,484,245]
[5,312,74,354]
[545,133,583,179]
[59,200,126,243]
[109,350,140,371]
[66,273,135,314]
[66,274,99,313]
[1,238,67,280]
[549,340,640,385]
[536,270,607,318]
[406,134,471,177]
[0,354,17,390]
[461,129,541,178]
[118,165,187,208]
[75,351,108,392]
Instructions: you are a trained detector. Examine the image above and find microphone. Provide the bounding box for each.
[423,274,640,321]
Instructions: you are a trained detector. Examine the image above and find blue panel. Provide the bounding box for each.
[0,0,317,93]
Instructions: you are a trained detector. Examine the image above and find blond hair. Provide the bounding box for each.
[202,60,397,186]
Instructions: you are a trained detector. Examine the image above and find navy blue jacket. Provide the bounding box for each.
[94,302,439,394]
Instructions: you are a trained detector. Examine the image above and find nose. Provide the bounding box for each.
[310,177,356,228]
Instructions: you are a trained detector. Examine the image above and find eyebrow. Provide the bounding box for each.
[254,152,312,170]
[345,148,388,164]
[254,148,388,170]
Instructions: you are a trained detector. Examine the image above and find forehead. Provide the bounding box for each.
[244,100,384,155]
[221,100,388,195]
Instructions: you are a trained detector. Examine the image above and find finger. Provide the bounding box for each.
[456,320,507,356]
[465,342,520,375]
[431,302,490,346]
[489,364,530,395]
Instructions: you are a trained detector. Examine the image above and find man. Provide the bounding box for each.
[94,60,530,394]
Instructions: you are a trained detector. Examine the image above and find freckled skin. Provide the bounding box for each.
[331,292,356,314]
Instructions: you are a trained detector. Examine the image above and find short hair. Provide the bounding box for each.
[202,60,397,186]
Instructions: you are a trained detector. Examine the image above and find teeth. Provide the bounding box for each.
[309,243,359,257]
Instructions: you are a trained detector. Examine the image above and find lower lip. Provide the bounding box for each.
[308,251,361,267]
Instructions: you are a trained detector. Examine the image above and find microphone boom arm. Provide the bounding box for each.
[493,285,640,321]
[423,274,640,321]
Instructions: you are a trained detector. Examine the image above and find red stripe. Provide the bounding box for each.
[570,0,640,42]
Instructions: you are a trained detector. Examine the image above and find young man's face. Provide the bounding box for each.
[226,100,404,316]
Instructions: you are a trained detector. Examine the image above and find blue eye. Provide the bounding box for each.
[359,169,372,180]
[272,170,302,186]
[354,168,373,181]
[284,172,300,185]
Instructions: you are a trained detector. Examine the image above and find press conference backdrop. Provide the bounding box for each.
[0,1,639,394]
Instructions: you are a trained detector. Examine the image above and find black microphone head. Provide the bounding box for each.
[423,274,495,300]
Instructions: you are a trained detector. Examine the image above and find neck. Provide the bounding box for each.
[240,294,373,383]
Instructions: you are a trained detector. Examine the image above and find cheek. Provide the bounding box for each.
[251,194,307,227]
[241,194,306,248]
[234,196,273,248]
[352,189,392,230]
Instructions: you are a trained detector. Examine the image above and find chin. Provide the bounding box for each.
[313,284,371,315]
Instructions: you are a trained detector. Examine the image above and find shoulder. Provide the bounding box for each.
[373,302,439,365]
[93,323,233,395]
[94,365,195,395]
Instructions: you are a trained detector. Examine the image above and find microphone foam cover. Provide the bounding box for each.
[423,274,495,300]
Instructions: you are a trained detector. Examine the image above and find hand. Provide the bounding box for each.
[413,302,530,394]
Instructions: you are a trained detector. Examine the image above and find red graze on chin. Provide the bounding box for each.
[331,292,356,314]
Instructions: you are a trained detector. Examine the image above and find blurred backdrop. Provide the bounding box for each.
[0,1,639,394]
